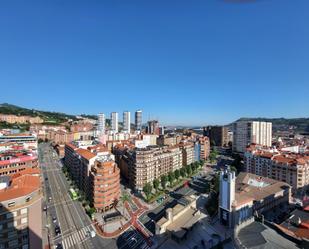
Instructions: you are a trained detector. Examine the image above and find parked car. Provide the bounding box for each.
[55,243,63,249]
[55,226,61,236]
[52,216,57,223]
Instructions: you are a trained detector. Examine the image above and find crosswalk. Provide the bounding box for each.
[61,226,94,249]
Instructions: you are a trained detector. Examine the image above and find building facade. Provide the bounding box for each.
[180,143,195,166]
[135,110,142,132]
[233,121,272,153]
[205,126,229,147]
[115,145,183,191]
[0,151,38,176]
[244,145,309,191]
[123,111,131,134]
[64,142,120,211]
[111,112,119,133]
[147,120,159,135]
[97,113,105,135]
[219,169,291,229]
[89,156,120,212]
[0,171,42,249]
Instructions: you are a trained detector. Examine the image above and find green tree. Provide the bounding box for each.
[168,171,175,185]
[209,149,218,163]
[180,167,186,178]
[143,183,153,200]
[174,169,180,180]
[153,179,160,192]
[161,175,168,189]
[191,163,197,173]
[186,165,192,176]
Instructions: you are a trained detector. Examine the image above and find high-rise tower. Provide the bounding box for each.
[97,113,105,135]
[123,111,131,133]
[111,112,118,133]
[135,110,142,132]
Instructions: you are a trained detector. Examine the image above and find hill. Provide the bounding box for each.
[236,117,309,134]
[0,103,78,124]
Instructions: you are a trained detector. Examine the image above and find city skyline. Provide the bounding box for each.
[1,1,308,125]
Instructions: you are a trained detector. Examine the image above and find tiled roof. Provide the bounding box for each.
[0,174,40,202]
[76,148,96,160]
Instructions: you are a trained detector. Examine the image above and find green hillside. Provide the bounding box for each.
[0,103,77,124]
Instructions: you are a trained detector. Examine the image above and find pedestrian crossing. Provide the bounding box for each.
[61,226,94,249]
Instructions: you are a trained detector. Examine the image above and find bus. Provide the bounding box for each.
[69,188,78,200]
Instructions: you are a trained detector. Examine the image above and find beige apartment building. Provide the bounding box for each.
[244,145,309,191]
[130,146,183,191]
[0,170,42,249]
[0,114,43,124]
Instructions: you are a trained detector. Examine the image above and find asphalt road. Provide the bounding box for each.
[39,143,117,249]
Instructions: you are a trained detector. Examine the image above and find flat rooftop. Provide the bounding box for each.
[237,221,299,249]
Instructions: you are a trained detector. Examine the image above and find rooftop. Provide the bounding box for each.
[237,221,299,249]
[233,172,290,208]
[0,172,40,202]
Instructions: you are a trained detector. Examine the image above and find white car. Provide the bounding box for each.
[90,231,96,238]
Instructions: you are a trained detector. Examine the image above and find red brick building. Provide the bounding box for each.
[90,158,120,212]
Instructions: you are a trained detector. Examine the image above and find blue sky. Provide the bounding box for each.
[0,0,308,125]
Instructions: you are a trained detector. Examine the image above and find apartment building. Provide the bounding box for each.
[64,142,120,212]
[0,170,42,249]
[179,143,195,166]
[147,120,160,135]
[123,111,131,134]
[199,136,210,160]
[244,144,309,191]
[135,110,142,132]
[233,121,272,153]
[0,133,38,152]
[97,113,105,136]
[205,126,229,147]
[89,156,120,212]
[111,112,119,133]
[0,151,38,176]
[0,114,44,124]
[115,145,183,191]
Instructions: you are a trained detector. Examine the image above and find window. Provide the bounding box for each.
[6,212,13,219]
[21,217,27,224]
[21,208,27,215]
[8,202,15,207]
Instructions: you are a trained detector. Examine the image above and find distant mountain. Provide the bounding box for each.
[0,103,78,124]
[236,117,309,134]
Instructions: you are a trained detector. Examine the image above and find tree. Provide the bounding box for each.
[186,165,192,176]
[191,163,197,173]
[143,183,153,200]
[153,179,160,192]
[231,154,243,173]
[174,169,180,180]
[168,171,175,185]
[161,175,168,189]
[209,149,218,163]
[180,167,186,178]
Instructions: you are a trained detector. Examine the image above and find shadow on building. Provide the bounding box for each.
[0,204,42,249]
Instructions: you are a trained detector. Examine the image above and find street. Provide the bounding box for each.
[39,143,117,249]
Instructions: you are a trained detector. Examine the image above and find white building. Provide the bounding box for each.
[97,113,105,135]
[233,121,272,153]
[123,111,131,133]
[111,112,118,133]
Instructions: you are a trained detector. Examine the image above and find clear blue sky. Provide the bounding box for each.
[0,0,308,126]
